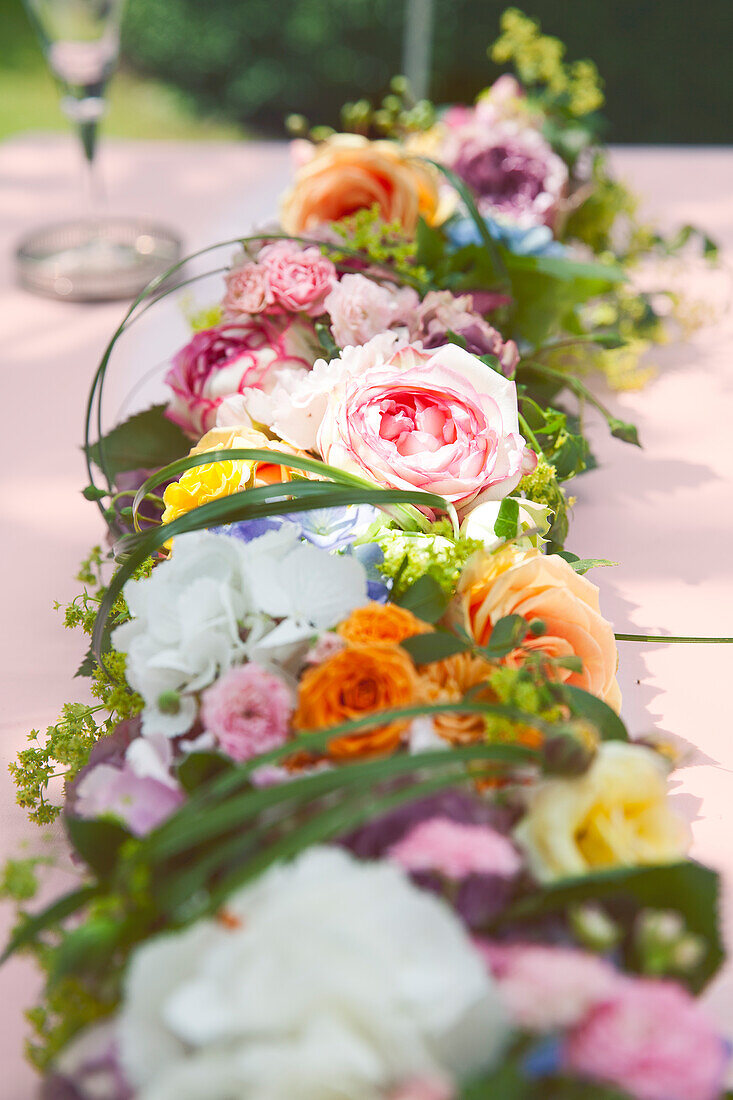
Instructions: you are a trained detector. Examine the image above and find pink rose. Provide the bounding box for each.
[325,273,419,347]
[165,316,319,437]
[565,978,728,1100]
[316,341,532,510]
[476,941,620,1032]
[388,817,522,880]
[200,663,294,763]
[223,261,273,316]
[260,241,336,316]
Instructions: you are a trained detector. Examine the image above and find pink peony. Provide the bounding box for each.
[325,273,419,347]
[476,941,620,1032]
[200,663,294,763]
[564,977,728,1100]
[388,817,522,880]
[260,240,337,316]
[223,261,273,316]
[409,290,519,375]
[74,763,184,837]
[165,316,319,437]
[316,340,532,510]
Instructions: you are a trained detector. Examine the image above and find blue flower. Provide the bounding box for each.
[448,215,567,258]
[522,1035,564,1078]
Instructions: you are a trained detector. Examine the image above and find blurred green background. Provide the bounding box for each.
[3,0,732,144]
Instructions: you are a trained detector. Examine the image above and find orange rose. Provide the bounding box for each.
[417,651,495,744]
[337,602,431,648]
[280,134,444,236]
[455,547,621,711]
[294,643,418,760]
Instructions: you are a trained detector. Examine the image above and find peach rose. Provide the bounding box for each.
[455,547,621,711]
[280,134,443,235]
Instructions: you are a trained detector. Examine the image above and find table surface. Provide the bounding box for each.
[1,135,732,1097]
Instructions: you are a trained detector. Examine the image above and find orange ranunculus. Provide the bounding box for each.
[280,134,444,236]
[294,643,419,760]
[456,547,622,711]
[337,602,431,649]
[417,651,495,744]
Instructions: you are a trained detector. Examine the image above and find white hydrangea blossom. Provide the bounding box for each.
[119,847,511,1100]
[113,529,367,737]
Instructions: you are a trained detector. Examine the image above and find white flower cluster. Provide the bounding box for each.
[118,847,511,1099]
[114,528,368,737]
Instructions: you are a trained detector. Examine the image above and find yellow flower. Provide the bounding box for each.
[161,425,299,526]
[514,742,691,882]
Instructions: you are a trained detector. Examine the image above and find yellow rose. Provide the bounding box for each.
[280,134,445,235]
[161,425,297,526]
[514,742,691,881]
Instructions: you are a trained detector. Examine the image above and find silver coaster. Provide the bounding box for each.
[15,217,182,302]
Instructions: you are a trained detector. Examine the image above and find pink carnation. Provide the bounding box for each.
[325,273,419,347]
[260,241,336,316]
[165,315,319,437]
[565,977,728,1100]
[223,261,273,316]
[476,941,620,1032]
[200,663,294,763]
[388,817,522,880]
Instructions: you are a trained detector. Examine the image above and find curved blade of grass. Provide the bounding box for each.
[143,738,536,864]
[1,885,99,966]
[85,233,431,506]
[206,766,501,913]
[424,158,510,287]
[93,481,449,663]
[129,448,439,536]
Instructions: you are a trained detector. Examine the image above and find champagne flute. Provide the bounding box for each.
[16,0,180,301]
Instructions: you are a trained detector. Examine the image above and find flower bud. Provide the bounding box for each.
[569,903,621,952]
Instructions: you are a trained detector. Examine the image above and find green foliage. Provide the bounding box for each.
[330,205,428,286]
[87,403,192,481]
[376,522,484,600]
[8,549,148,824]
[500,861,724,993]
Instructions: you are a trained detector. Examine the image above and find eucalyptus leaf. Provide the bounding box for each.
[87,405,191,479]
[392,574,450,623]
[481,614,530,658]
[562,684,629,741]
[493,497,520,540]
[401,631,470,664]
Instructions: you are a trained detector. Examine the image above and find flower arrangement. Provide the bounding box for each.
[4,10,730,1100]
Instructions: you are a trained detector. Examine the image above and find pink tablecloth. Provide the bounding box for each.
[1,136,732,1097]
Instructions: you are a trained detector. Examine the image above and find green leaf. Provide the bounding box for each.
[609,417,641,446]
[48,915,122,986]
[562,684,629,741]
[74,644,96,678]
[177,751,235,794]
[82,484,108,502]
[87,404,191,479]
[401,631,470,664]
[493,497,520,541]
[415,214,447,269]
[481,614,529,658]
[1,885,99,965]
[392,574,450,623]
[501,861,723,991]
[65,817,134,878]
[557,551,618,575]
